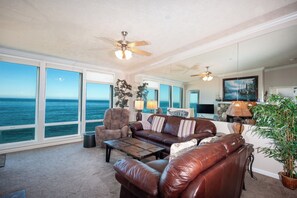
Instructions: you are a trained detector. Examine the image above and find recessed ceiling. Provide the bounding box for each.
[1,0,297,75]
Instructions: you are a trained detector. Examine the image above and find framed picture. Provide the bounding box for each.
[223,76,258,101]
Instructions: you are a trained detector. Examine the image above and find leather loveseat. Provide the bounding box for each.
[114,134,254,198]
[130,114,217,153]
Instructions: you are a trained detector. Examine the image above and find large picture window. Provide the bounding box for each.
[173,86,183,108]
[45,68,81,138]
[85,83,112,132]
[160,84,171,114]
[0,61,38,144]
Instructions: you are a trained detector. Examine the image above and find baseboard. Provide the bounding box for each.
[0,137,83,154]
[253,168,279,179]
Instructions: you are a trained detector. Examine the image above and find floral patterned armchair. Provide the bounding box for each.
[95,108,130,147]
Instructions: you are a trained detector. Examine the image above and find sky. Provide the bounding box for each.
[0,61,182,101]
[0,61,110,100]
[0,61,37,98]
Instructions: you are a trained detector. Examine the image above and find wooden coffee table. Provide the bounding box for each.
[104,138,165,162]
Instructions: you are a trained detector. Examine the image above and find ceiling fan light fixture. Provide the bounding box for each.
[115,49,132,60]
[202,75,213,81]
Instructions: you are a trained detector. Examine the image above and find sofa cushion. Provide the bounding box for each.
[177,120,196,138]
[133,130,156,139]
[151,116,165,132]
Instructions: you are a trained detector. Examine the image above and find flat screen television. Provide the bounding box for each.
[197,104,214,114]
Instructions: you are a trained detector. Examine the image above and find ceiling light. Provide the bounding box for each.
[115,49,132,60]
[202,75,213,81]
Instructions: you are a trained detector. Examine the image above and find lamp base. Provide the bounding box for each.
[228,122,244,134]
[136,111,142,121]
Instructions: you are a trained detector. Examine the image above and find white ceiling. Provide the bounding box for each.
[1,0,297,81]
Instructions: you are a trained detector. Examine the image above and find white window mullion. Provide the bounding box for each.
[81,70,87,135]
[44,121,79,127]
[36,62,46,142]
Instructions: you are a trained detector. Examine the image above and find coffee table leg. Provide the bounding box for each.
[155,151,163,160]
[106,145,112,162]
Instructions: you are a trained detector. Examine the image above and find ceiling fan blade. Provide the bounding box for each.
[96,37,120,46]
[128,41,150,47]
[130,48,152,56]
[190,74,202,77]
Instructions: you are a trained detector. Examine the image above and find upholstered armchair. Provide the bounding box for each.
[95,108,130,147]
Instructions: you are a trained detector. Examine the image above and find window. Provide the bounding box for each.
[189,90,199,117]
[173,86,183,108]
[143,88,158,113]
[85,83,112,132]
[0,61,37,144]
[160,84,171,114]
[45,68,81,138]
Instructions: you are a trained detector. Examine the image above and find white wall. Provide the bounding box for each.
[264,63,297,92]
[212,121,283,179]
[185,77,220,105]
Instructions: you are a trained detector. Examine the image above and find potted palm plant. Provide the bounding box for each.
[252,94,297,190]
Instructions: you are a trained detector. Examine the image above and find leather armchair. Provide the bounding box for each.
[95,108,130,147]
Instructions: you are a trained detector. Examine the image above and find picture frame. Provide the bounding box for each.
[223,76,258,101]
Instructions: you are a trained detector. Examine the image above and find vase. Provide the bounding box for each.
[279,172,297,190]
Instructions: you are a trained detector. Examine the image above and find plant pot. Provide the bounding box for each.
[279,172,297,190]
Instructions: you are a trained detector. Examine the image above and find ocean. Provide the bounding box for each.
[0,98,109,144]
[0,98,187,144]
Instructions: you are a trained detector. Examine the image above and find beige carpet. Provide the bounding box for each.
[0,142,296,198]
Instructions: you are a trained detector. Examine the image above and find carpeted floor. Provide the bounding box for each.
[0,142,296,198]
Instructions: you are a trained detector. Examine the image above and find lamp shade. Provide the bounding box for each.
[226,101,252,117]
[135,100,144,110]
[147,100,157,110]
[115,49,132,60]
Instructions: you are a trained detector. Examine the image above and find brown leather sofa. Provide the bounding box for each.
[114,134,254,198]
[130,114,217,153]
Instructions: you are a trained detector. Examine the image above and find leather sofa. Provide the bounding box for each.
[130,114,217,153]
[114,134,254,198]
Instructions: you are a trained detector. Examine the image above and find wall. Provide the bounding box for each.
[184,77,220,106]
[212,121,283,179]
[264,63,297,92]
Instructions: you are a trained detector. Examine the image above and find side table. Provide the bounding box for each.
[83,132,96,148]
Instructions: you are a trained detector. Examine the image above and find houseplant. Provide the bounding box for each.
[114,79,133,108]
[136,82,149,100]
[252,94,297,190]
[134,82,148,121]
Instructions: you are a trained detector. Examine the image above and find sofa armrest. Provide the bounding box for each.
[184,132,214,143]
[130,121,143,133]
[114,159,161,196]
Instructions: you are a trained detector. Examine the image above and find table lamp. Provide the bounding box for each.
[226,101,252,134]
[135,100,144,121]
[147,100,157,113]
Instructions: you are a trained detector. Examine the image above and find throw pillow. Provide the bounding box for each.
[199,136,219,145]
[139,120,151,130]
[169,139,197,161]
[151,116,165,132]
[177,120,196,138]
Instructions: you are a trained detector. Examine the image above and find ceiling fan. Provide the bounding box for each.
[191,66,214,81]
[99,31,152,60]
